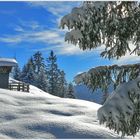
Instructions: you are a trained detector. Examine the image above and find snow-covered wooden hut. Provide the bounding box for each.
[0,58,17,89]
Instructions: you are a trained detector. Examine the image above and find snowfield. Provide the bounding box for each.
[0,84,139,139]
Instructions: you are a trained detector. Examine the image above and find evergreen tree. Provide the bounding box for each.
[20,53,48,91]
[20,57,36,85]
[58,70,67,97]
[61,1,140,137]
[46,51,62,97]
[33,51,45,74]
[14,51,67,94]
[61,1,140,59]
[20,65,28,82]
[75,64,140,93]
[32,52,47,91]
[28,56,35,72]
[65,83,75,98]
[12,64,21,81]
[102,91,109,104]
[36,66,48,92]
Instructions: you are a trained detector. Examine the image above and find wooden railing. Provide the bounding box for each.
[8,82,30,92]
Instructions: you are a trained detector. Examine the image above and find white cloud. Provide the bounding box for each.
[30,31,96,56]
[113,54,140,65]
[3,2,139,62]
[28,2,81,17]
[44,43,91,56]
[0,21,95,56]
[2,21,140,62]
[0,36,22,44]
[14,20,44,32]
[0,2,95,56]
[14,26,25,32]
[113,43,140,65]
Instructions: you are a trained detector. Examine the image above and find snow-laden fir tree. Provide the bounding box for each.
[64,83,75,99]
[74,54,140,137]
[46,51,63,97]
[18,51,67,94]
[20,57,36,85]
[75,63,140,104]
[61,1,140,137]
[58,70,67,97]
[35,66,48,92]
[20,65,28,83]
[60,1,140,59]
[98,77,140,137]
[102,90,109,104]
[32,51,48,91]
[33,51,45,74]
[12,64,21,81]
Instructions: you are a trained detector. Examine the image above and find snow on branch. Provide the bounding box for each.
[98,76,140,137]
[60,1,140,59]
[65,29,83,45]
[75,63,140,135]
[74,63,140,93]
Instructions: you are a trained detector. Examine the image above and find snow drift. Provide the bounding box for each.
[0,84,123,139]
[0,78,140,139]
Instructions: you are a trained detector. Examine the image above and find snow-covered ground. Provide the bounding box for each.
[0,82,139,138]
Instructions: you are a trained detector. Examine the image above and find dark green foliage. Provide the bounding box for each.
[33,51,45,74]
[65,83,75,99]
[61,1,140,59]
[102,91,109,105]
[12,64,21,81]
[20,57,36,85]
[35,66,48,92]
[58,70,67,97]
[46,51,59,95]
[127,91,140,137]
[46,51,67,97]
[18,51,67,95]
[75,63,140,93]
[75,63,140,105]
[61,1,140,137]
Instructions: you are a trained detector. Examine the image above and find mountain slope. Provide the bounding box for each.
[74,84,114,104]
[0,85,137,139]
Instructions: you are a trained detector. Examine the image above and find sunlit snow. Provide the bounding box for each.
[0,80,139,139]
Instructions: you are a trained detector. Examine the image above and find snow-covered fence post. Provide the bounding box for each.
[97,77,140,137]
[22,83,24,92]
[17,82,20,91]
[27,84,30,92]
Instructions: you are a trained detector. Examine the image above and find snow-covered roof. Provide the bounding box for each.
[0,58,17,67]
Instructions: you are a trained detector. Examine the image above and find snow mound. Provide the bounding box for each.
[0,85,123,139]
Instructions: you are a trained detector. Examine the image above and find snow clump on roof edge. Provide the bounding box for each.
[0,58,17,66]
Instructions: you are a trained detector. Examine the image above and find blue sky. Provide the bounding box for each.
[0,2,139,82]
